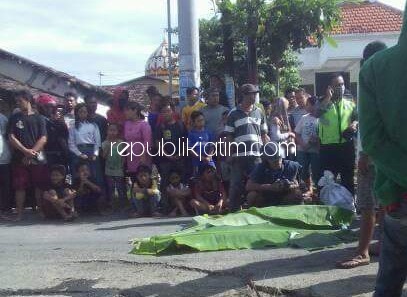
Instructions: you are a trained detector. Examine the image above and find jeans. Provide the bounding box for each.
[106,176,127,206]
[296,151,320,186]
[229,156,261,212]
[374,212,407,297]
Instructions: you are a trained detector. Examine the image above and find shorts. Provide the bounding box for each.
[356,164,377,211]
[12,164,49,190]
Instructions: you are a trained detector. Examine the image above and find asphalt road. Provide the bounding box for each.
[0,212,406,297]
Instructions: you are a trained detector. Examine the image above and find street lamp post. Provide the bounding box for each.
[167,0,173,97]
[177,0,200,101]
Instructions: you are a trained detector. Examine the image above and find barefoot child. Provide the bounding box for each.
[102,124,126,212]
[73,162,103,214]
[131,165,161,218]
[42,165,76,221]
[190,165,226,215]
[167,170,191,217]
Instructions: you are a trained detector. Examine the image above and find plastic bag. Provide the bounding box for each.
[318,171,356,212]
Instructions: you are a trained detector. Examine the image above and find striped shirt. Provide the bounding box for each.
[224,106,267,157]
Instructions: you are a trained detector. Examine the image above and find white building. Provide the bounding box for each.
[298,0,403,97]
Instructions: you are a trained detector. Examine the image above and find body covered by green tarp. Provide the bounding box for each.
[130,205,356,256]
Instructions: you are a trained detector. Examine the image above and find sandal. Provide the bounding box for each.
[336,255,370,269]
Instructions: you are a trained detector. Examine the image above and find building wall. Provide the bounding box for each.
[297,32,399,95]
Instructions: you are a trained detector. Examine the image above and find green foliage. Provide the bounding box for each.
[200,0,344,95]
[130,205,356,255]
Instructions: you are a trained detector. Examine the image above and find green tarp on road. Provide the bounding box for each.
[130,205,357,256]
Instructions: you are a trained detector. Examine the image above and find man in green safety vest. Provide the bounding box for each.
[316,73,358,195]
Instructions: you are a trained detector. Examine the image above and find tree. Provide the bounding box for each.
[202,0,344,95]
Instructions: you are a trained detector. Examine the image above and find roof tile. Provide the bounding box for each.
[332,1,403,35]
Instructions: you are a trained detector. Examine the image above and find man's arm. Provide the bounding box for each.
[9,133,29,155]
[32,135,47,152]
[359,62,407,192]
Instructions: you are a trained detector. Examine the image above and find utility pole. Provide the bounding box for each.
[98,71,105,86]
[177,0,200,102]
[167,0,173,97]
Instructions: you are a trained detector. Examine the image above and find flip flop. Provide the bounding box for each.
[336,255,370,269]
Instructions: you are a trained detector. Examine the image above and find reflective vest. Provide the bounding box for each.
[319,99,355,145]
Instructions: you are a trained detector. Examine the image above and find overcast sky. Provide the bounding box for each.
[0,0,405,86]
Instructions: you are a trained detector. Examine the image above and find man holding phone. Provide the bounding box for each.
[316,73,358,195]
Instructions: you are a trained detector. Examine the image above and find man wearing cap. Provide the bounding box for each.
[7,89,48,221]
[224,84,269,212]
[246,143,303,207]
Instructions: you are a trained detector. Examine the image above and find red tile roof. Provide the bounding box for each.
[332,1,403,35]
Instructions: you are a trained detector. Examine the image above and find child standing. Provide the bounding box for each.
[42,165,76,221]
[190,165,226,215]
[294,96,320,198]
[167,170,191,217]
[73,162,104,214]
[102,124,127,212]
[131,165,161,218]
[68,103,102,184]
[188,111,215,175]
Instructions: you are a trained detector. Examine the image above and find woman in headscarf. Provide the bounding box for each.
[107,87,129,128]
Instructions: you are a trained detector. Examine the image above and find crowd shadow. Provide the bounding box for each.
[0,210,193,229]
[0,278,126,297]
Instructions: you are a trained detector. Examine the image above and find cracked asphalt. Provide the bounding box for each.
[0,213,406,297]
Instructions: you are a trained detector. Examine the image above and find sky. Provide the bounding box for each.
[0,0,405,86]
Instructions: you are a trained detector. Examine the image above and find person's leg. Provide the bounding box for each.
[158,161,172,213]
[31,164,50,217]
[190,199,210,215]
[132,198,146,217]
[12,165,30,221]
[339,142,355,195]
[105,176,114,202]
[116,177,128,211]
[281,188,304,205]
[310,152,321,188]
[14,190,26,221]
[246,191,262,208]
[229,158,244,212]
[356,164,377,257]
[169,192,188,216]
[320,144,339,179]
[374,214,407,297]
[0,164,12,212]
[149,193,161,216]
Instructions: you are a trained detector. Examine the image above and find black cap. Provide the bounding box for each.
[239,84,259,95]
[263,143,282,160]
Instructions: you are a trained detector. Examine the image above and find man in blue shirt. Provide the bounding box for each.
[246,143,303,207]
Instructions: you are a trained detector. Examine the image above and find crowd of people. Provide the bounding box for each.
[0,74,360,223]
